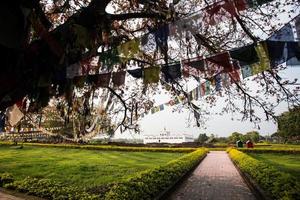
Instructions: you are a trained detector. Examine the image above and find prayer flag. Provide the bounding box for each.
[241,65,252,79]
[127,68,143,78]
[230,44,259,66]
[161,62,182,82]
[97,73,111,88]
[6,104,24,126]
[144,66,160,84]
[268,23,295,42]
[112,71,126,87]
[159,104,164,111]
[117,38,140,62]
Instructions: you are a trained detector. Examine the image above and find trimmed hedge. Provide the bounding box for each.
[104,148,208,200]
[228,148,300,200]
[0,142,196,153]
[1,174,98,200]
[238,148,300,154]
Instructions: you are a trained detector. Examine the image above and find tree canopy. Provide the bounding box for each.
[277,106,300,142]
[0,0,300,140]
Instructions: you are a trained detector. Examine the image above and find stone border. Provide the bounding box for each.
[157,153,208,200]
[229,157,272,200]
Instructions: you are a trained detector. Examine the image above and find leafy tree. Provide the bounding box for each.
[277,106,300,142]
[243,131,260,143]
[229,132,243,143]
[197,133,208,144]
[0,0,299,140]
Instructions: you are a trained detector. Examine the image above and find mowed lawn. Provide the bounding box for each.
[0,145,184,188]
[248,153,300,180]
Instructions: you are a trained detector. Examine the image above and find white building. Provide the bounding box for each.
[143,129,194,144]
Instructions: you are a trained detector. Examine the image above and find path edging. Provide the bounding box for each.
[156,153,207,200]
[229,155,272,200]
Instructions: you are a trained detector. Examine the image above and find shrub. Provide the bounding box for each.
[104,148,208,200]
[237,148,300,154]
[3,176,99,200]
[228,149,300,200]
[0,173,14,186]
[0,142,196,153]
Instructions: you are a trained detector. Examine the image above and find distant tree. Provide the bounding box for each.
[197,133,208,144]
[277,106,300,143]
[229,132,243,143]
[244,131,260,143]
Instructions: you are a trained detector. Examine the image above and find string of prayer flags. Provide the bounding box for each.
[117,38,140,62]
[161,62,182,83]
[5,104,24,127]
[127,68,143,78]
[112,71,126,87]
[144,66,160,84]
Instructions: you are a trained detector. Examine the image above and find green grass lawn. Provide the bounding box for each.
[248,153,300,180]
[0,145,184,188]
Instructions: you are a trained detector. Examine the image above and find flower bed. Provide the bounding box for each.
[228,148,300,200]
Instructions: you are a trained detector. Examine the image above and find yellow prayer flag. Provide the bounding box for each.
[144,66,160,84]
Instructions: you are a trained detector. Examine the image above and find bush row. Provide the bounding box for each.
[104,148,208,200]
[237,147,300,154]
[228,148,300,200]
[0,142,196,153]
[0,174,98,200]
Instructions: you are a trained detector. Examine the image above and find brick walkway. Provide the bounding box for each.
[167,151,256,200]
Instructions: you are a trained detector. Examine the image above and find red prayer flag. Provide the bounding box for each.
[97,73,111,88]
[112,71,126,87]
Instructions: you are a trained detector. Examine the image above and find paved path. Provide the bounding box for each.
[167,151,256,200]
[0,192,24,200]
